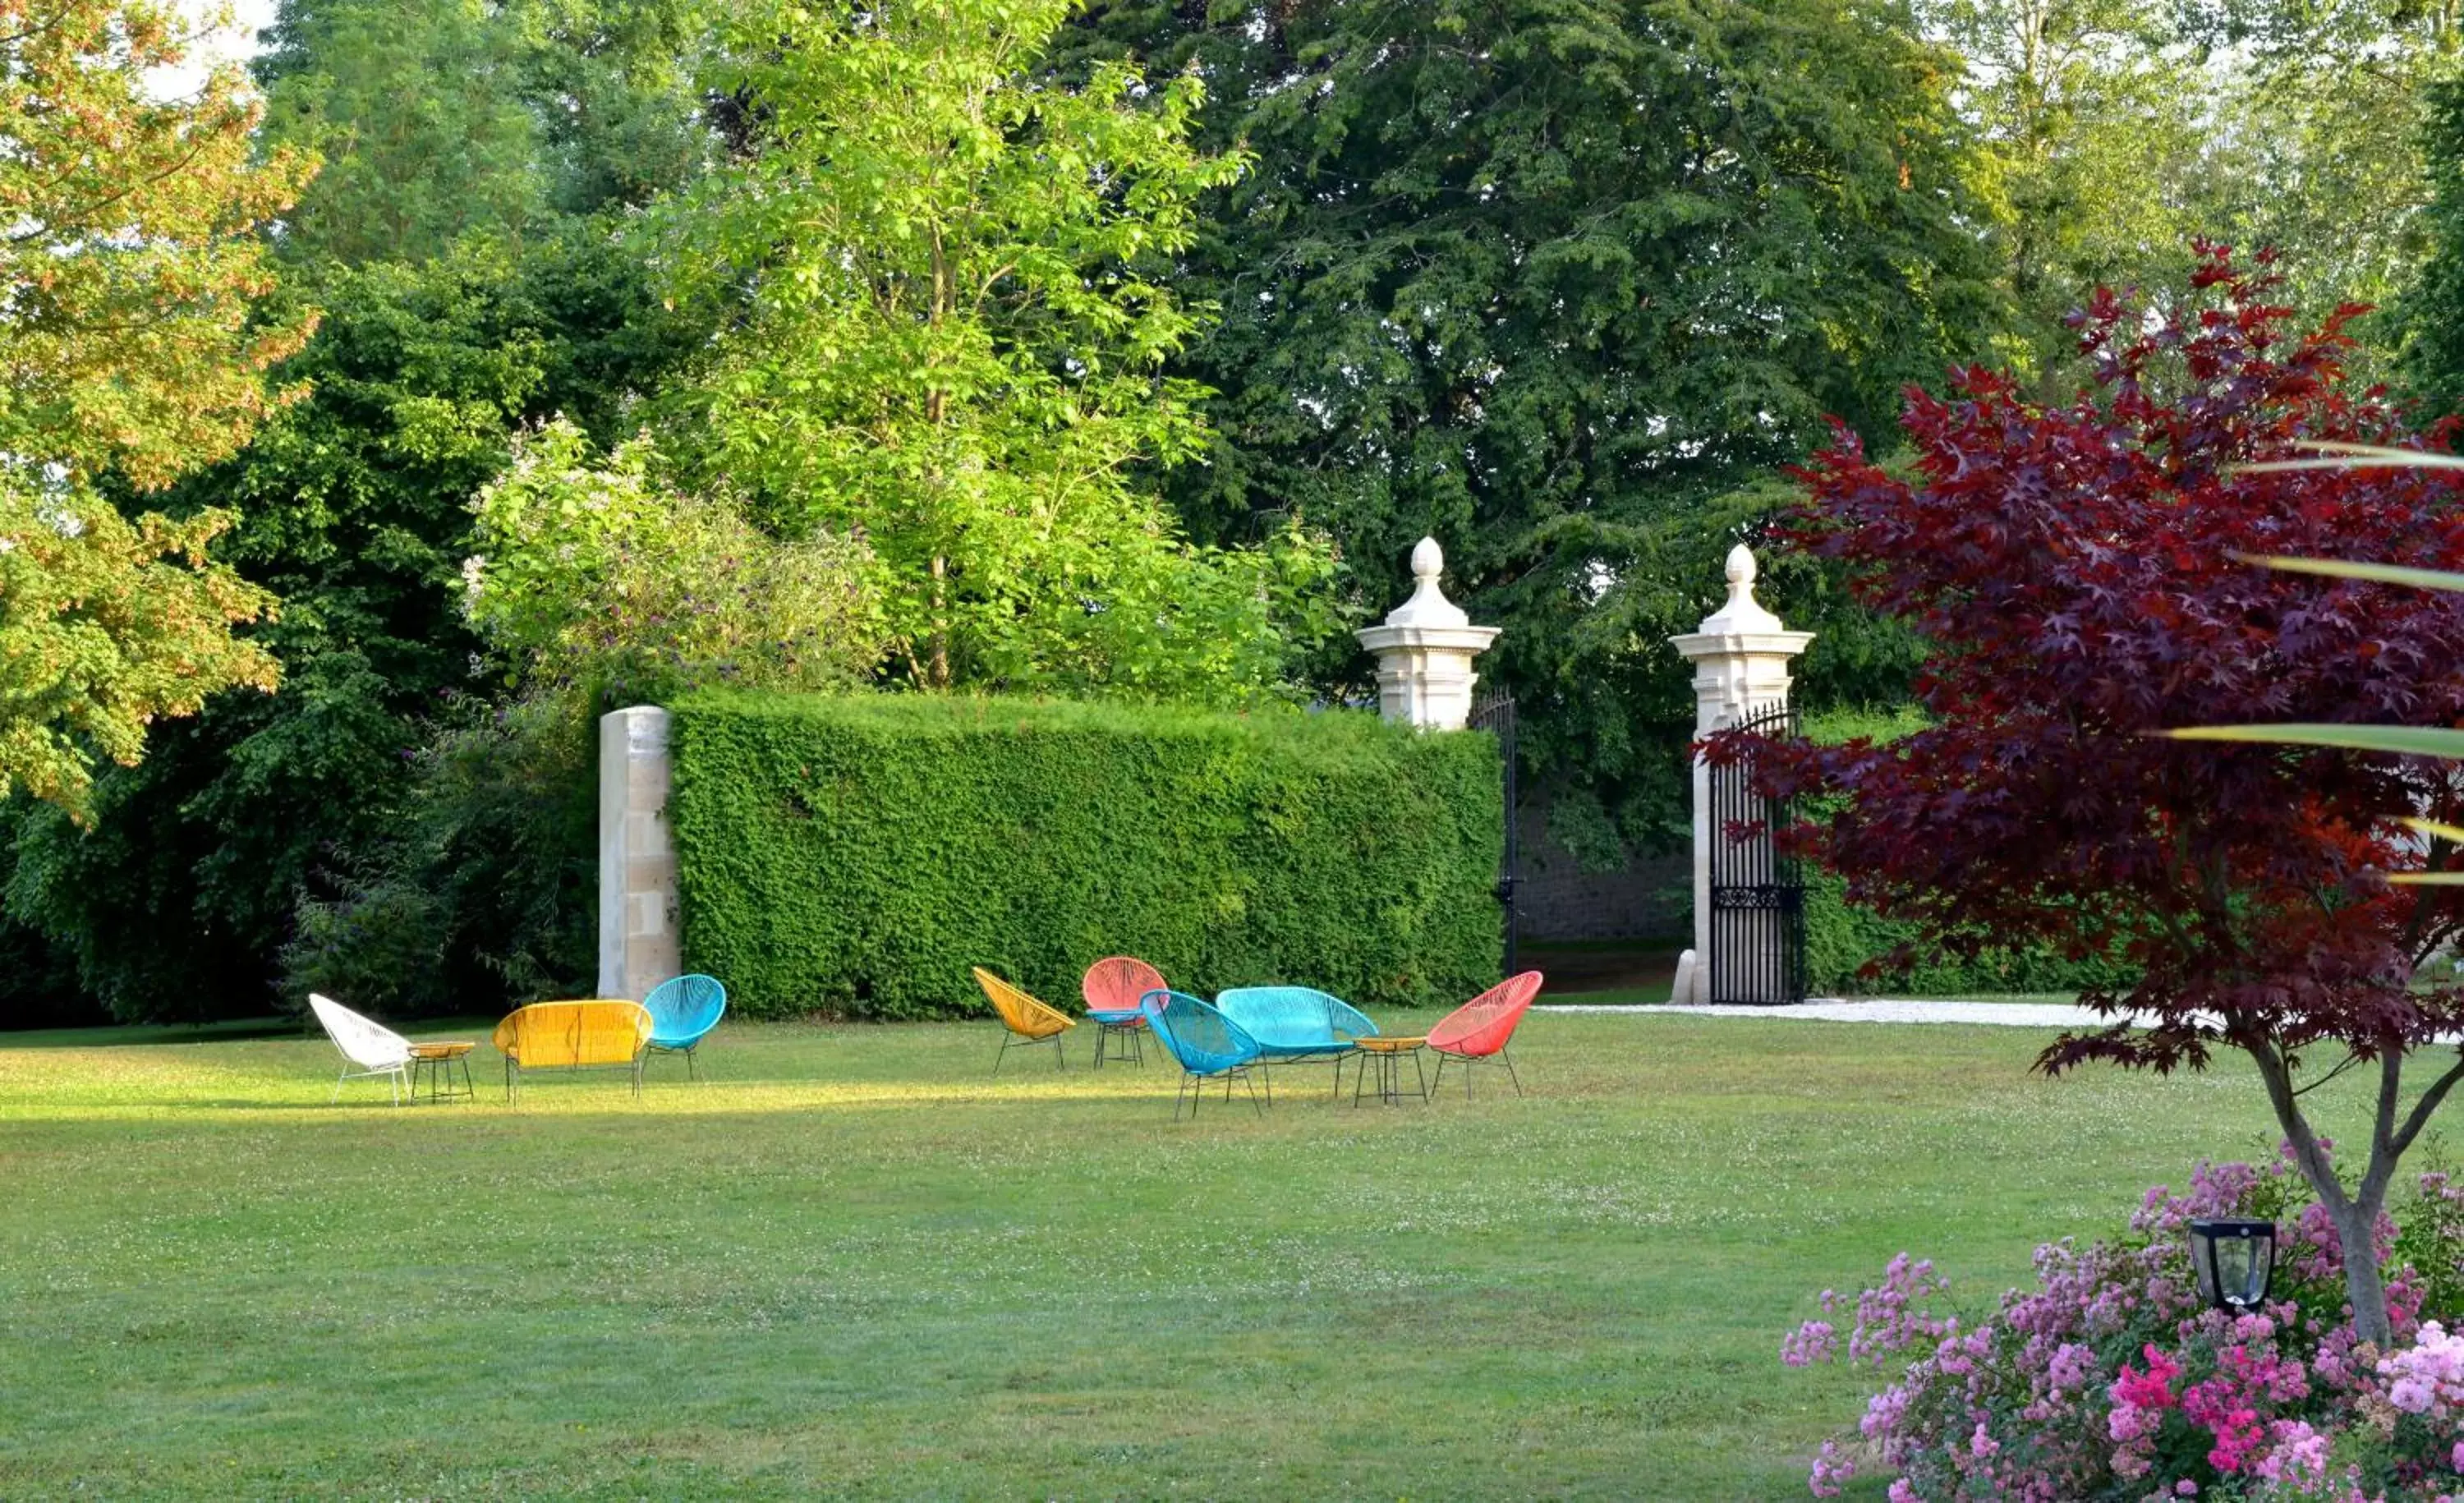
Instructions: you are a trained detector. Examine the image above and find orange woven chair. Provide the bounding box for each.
[973,967,1075,1073]
[1427,971,1544,1098]
[491,1000,654,1103]
[1081,956,1165,1068]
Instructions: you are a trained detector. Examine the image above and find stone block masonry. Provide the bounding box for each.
[598,705,678,1000]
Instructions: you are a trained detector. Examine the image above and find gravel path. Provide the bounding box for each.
[1542,999,2160,1028]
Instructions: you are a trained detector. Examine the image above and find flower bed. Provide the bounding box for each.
[1783,1150,2464,1500]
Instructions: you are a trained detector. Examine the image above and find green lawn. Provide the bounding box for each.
[0,1010,2351,1499]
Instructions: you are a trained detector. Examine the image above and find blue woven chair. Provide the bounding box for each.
[1215,986,1379,1101]
[1140,989,1266,1119]
[642,973,727,1078]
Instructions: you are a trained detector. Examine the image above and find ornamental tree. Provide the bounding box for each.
[0,0,317,814]
[1734,248,2464,1344]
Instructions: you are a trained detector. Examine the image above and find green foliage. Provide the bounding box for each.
[280,698,595,1016]
[2396,1161,2464,1325]
[659,0,1335,700]
[668,693,1503,1019]
[0,0,318,820]
[2403,80,2464,419]
[465,419,885,706]
[4,235,696,1023]
[1797,708,2135,996]
[1060,0,2003,823]
[0,490,279,816]
[1942,0,2450,385]
[260,0,710,265]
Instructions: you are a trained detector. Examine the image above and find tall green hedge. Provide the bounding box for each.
[668,694,1505,1019]
[1800,708,2138,996]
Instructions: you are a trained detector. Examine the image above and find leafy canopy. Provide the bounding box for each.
[655,0,1334,701]
[466,419,884,706]
[1060,0,2004,838]
[259,0,713,267]
[0,0,315,815]
[1740,250,2464,1341]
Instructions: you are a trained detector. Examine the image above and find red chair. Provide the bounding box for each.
[1428,971,1544,1098]
[1081,956,1166,1068]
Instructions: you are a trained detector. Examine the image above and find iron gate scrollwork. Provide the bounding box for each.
[1469,692,1520,981]
[1708,702,1807,1004]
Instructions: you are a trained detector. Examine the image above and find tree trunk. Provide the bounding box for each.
[2333,1195,2393,1346]
[2250,1039,2397,1345]
[928,553,949,689]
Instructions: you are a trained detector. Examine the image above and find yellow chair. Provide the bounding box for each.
[972,968,1074,1074]
[492,1000,654,1102]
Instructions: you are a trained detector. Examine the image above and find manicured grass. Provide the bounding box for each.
[0,1011,2361,1498]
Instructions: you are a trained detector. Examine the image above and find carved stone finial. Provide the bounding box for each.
[1354,535,1499,730]
[1381,535,1469,630]
[1694,543,1781,636]
[1726,543,1756,587]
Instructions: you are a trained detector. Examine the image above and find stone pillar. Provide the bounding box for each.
[1666,546,1814,1004]
[1355,537,1501,731]
[598,706,678,1000]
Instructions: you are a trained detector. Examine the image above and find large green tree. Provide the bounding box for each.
[650,0,1335,701]
[2,0,717,1023]
[260,0,711,265]
[1936,0,2457,385]
[5,238,701,1020]
[0,0,318,816]
[1921,0,2210,380]
[2181,0,2457,356]
[1064,0,2002,843]
[2401,75,2464,416]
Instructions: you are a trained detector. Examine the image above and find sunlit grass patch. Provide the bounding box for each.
[0,1010,2363,1498]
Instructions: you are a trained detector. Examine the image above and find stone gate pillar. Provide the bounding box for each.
[1356,537,1501,731]
[1667,546,1813,1004]
[599,705,678,1000]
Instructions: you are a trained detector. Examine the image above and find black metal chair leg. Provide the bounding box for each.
[1501,1049,1522,1096]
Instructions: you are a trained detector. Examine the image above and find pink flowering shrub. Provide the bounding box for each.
[1782,1151,2464,1501]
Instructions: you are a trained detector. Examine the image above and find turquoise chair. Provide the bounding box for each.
[642,973,727,1078]
[1140,989,1266,1119]
[1215,986,1379,1101]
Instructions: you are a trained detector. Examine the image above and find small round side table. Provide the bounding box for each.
[407,1041,476,1104]
[1350,1035,1428,1105]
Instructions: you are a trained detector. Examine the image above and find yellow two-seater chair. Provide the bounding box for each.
[493,1000,654,1102]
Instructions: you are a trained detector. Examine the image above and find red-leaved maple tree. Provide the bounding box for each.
[1735,247,2464,1342]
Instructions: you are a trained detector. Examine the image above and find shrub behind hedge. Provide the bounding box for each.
[668,693,1505,1019]
[1800,708,2138,996]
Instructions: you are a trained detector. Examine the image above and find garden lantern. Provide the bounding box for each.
[2187,1218,2276,1312]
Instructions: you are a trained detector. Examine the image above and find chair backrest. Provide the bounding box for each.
[491,1000,653,1067]
[1082,956,1167,1015]
[973,968,1072,1040]
[1214,986,1377,1048]
[1427,971,1545,1057]
[308,993,413,1070]
[1140,989,1262,1076]
[642,973,728,1046]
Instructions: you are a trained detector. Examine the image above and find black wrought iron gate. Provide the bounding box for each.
[1708,702,1807,1004]
[1469,693,1520,980]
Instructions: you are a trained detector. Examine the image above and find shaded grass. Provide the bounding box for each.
[0,1013,2362,1498]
